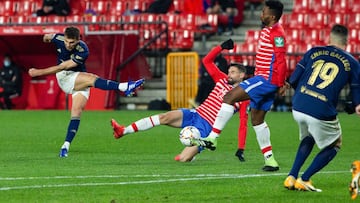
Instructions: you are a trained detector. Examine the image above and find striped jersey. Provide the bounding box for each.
[196,45,247,125]
[255,23,287,87]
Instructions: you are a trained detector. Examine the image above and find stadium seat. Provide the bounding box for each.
[244,29,260,44]
[311,0,331,13]
[66,15,84,24]
[331,0,352,13]
[329,13,348,27]
[346,43,358,54]
[180,14,196,30]
[69,1,87,16]
[2,1,17,16]
[17,0,36,16]
[46,15,66,24]
[102,15,122,30]
[10,15,28,24]
[292,0,311,13]
[288,13,308,29]
[348,13,360,29]
[28,16,47,24]
[349,28,360,43]
[121,15,141,30]
[158,14,180,30]
[83,15,103,31]
[89,0,110,15]
[307,13,329,29]
[109,0,125,16]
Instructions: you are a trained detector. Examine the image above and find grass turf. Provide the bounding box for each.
[0,110,358,202]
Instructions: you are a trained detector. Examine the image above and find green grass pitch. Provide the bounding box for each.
[0,110,358,202]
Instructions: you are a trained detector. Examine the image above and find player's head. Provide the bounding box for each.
[261,0,284,26]
[64,26,81,51]
[329,24,348,49]
[227,63,246,85]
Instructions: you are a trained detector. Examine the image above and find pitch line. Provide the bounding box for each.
[0,171,348,191]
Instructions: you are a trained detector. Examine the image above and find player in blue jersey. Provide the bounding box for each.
[283,24,360,192]
[28,26,144,158]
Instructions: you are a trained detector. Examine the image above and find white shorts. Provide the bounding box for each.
[56,70,90,99]
[292,110,341,150]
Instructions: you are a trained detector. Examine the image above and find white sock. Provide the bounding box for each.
[118,82,128,91]
[209,103,235,138]
[253,122,273,159]
[124,115,160,134]
[62,141,70,150]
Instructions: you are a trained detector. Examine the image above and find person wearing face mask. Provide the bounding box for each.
[0,54,22,110]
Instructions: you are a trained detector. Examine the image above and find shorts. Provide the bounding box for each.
[239,76,278,111]
[181,108,213,152]
[56,70,90,99]
[292,110,341,150]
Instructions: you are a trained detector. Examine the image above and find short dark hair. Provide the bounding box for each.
[265,0,284,21]
[229,63,246,73]
[64,26,80,40]
[331,24,348,45]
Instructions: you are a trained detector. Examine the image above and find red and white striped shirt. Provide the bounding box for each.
[196,45,245,125]
[255,23,287,87]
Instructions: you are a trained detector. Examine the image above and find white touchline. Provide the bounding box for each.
[0,171,348,191]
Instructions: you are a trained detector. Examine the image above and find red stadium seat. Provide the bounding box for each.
[66,15,84,24]
[103,15,122,30]
[288,13,308,29]
[109,0,125,16]
[346,43,358,54]
[348,13,360,29]
[329,13,348,27]
[47,15,66,24]
[292,0,311,13]
[121,15,141,30]
[2,1,17,16]
[311,0,331,13]
[10,15,28,24]
[158,14,180,30]
[180,14,196,30]
[17,0,37,16]
[349,28,360,43]
[89,0,110,15]
[331,0,352,13]
[307,13,329,29]
[244,29,260,44]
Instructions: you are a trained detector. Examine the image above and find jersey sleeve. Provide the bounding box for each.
[271,32,287,86]
[72,43,89,65]
[202,45,227,83]
[350,60,360,106]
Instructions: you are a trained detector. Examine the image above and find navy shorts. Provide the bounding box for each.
[239,76,278,111]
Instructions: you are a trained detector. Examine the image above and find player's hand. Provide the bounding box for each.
[278,85,288,96]
[28,68,40,77]
[355,104,360,116]
[220,39,234,50]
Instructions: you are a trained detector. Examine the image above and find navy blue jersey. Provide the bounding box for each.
[51,33,89,72]
[289,45,360,119]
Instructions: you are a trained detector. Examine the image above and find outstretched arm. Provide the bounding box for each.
[28,59,78,77]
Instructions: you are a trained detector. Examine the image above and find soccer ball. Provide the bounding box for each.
[179,126,201,147]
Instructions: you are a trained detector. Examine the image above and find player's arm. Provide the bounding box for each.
[28,59,78,77]
[202,39,233,82]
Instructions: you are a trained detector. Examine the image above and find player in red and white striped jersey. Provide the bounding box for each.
[198,0,287,172]
[110,39,250,162]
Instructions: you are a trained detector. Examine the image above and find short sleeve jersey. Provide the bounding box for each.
[51,33,89,72]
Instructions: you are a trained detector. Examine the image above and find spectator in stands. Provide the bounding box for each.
[145,0,173,14]
[0,54,22,110]
[28,26,144,158]
[35,0,70,16]
[206,0,238,36]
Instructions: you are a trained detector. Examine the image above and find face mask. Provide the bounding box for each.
[3,59,10,67]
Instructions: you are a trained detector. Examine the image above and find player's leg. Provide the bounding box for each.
[59,90,88,157]
[111,110,183,138]
[174,146,199,162]
[74,72,144,95]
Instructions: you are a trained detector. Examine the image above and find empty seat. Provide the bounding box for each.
[311,0,331,13]
[90,0,110,15]
[288,13,308,29]
[17,0,37,16]
[292,0,311,13]
[109,0,125,16]
[331,0,352,13]
[307,13,329,29]
[2,1,17,16]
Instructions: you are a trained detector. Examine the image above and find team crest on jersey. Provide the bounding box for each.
[274,37,284,47]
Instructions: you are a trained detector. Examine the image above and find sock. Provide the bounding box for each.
[301,145,339,181]
[94,78,119,90]
[124,115,160,134]
[253,122,273,160]
[288,136,315,179]
[228,15,234,31]
[64,117,80,144]
[209,103,235,139]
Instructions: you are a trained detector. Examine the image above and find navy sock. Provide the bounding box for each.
[228,15,234,31]
[301,145,339,181]
[65,118,80,143]
[94,78,119,90]
[289,136,315,178]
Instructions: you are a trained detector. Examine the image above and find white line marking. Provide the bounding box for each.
[0,171,349,191]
